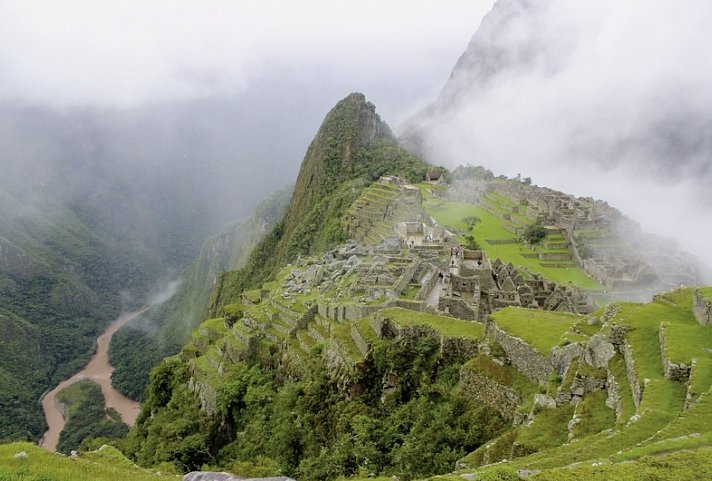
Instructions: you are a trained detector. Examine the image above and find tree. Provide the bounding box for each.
[522,221,547,245]
[462,216,481,231]
[464,235,481,250]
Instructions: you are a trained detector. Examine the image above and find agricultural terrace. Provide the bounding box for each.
[420,194,600,290]
[490,307,583,354]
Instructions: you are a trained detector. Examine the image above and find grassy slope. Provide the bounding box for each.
[0,443,177,481]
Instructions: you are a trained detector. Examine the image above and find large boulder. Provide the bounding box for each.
[584,334,615,369]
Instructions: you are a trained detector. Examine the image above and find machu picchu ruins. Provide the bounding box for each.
[448,176,700,299]
[6,3,712,479]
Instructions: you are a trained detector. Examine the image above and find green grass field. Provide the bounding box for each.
[491,308,582,354]
[422,199,601,290]
[380,307,484,340]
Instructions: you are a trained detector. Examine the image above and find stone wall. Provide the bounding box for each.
[619,340,643,410]
[439,297,479,321]
[351,324,370,357]
[459,364,522,420]
[693,289,712,326]
[395,299,429,312]
[374,315,481,362]
[550,343,584,376]
[393,260,421,295]
[659,322,691,382]
[323,343,358,395]
[415,267,440,301]
[318,299,395,322]
[607,322,643,410]
[605,368,623,421]
[684,359,699,412]
[484,320,553,385]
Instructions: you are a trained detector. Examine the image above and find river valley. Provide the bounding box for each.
[39,308,147,452]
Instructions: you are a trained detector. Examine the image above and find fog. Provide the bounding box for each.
[405,0,712,277]
[0,0,493,269]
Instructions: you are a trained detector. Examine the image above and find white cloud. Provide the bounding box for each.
[409,0,712,273]
[0,0,494,110]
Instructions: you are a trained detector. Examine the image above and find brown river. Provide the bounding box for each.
[39,307,148,452]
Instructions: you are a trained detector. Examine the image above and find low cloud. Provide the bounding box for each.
[405,0,712,274]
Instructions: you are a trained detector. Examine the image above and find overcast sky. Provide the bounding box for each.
[0,1,494,122]
[406,0,712,274]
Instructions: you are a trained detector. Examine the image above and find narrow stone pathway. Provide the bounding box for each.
[426,277,444,309]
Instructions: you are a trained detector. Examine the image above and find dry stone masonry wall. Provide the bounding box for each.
[694,289,712,325]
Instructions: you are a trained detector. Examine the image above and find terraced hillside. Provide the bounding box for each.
[130,229,712,479]
[446,287,712,480]
[347,179,426,245]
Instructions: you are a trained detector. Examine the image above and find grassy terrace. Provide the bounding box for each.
[330,322,363,363]
[0,443,178,481]
[513,447,712,481]
[571,390,616,438]
[422,198,600,290]
[490,308,582,354]
[698,286,712,302]
[380,307,484,340]
[471,294,696,472]
[464,354,539,398]
[516,404,576,452]
[354,317,381,345]
[619,290,712,387]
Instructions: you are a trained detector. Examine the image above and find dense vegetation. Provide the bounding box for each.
[108,328,166,401]
[55,380,128,454]
[127,335,505,480]
[522,218,547,245]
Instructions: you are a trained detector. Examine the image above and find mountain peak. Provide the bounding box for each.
[280,93,393,250]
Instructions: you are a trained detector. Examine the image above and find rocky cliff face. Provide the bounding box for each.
[435,0,545,110]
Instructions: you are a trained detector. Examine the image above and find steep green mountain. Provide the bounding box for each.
[1,92,711,481]
[207,93,431,314]
[0,188,156,441]
[115,93,712,479]
[109,188,291,401]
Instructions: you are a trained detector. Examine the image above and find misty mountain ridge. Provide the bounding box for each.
[401,0,712,274]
